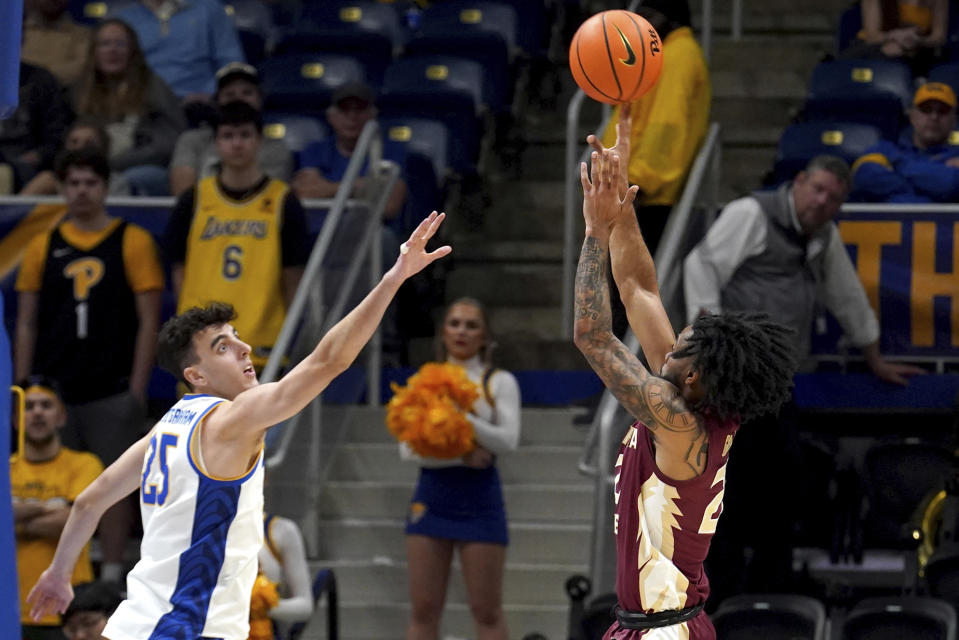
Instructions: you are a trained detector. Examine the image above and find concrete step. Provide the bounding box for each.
[722,145,779,199]
[710,35,832,72]
[692,10,839,35]
[711,69,808,100]
[319,481,593,523]
[342,406,590,446]
[479,180,568,242]
[325,443,588,484]
[711,97,800,132]
[453,237,564,263]
[313,558,586,607]
[446,263,563,307]
[721,124,786,147]
[315,518,591,565]
[298,601,568,640]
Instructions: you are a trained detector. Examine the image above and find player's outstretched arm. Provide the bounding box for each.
[586,108,675,372]
[212,212,451,436]
[574,154,705,478]
[27,431,153,620]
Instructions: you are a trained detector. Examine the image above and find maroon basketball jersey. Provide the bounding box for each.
[604,415,739,640]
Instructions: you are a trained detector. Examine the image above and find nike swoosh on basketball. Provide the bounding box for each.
[614,26,636,66]
[52,248,72,258]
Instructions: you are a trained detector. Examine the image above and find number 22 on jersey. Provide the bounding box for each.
[141,433,179,506]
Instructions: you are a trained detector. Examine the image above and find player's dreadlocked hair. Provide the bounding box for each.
[157,302,237,388]
[672,311,798,423]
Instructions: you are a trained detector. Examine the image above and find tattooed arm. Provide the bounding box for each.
[587,104,676,373]
[574,152,707,480]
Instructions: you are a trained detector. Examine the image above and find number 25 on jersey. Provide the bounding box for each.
[141,433,178,506]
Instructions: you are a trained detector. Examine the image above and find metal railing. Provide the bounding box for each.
[575,122,723,593]
[258,120,398,555]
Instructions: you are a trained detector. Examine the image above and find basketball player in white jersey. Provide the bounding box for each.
[27,211,451,639]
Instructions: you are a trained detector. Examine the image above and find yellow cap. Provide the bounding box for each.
[913,82,957,108]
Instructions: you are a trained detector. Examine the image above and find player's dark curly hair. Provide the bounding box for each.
[672,312,798,423]
[157,302,237,388]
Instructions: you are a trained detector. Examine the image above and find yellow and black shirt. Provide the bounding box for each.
[16,218,164,403]
[163,175,310,367]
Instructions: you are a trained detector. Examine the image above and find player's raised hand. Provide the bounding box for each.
[581,151,638,239]
[393,211,452,279]
[27,568,73,621]
[586,102,631,190]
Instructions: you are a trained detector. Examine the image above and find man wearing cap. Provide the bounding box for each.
[293,82,407,220]
[169,62,293,196]
[852,82,959,203]
[12,376,104,640]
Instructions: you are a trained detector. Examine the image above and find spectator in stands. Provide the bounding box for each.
[595,0,709,259]
[72,19,185,196]
[12,376,104,640]
[15,148,164,585]
[251,512,313,639]
[682,154,924,607]
[293,82,407,221]
[841,0,949,76]
[21,0,92,89]
[400,298,521,640]
[852,82,959,203]
[169,62,293,197]
[163,101,309,371]
[60,581,122,640]
[110,0,245,125]
[19,119,131,195]
[0,62,72,194]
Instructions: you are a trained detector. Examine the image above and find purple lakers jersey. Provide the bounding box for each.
[605,416,739,640]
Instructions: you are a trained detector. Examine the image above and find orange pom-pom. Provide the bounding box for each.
[386,363,479,458]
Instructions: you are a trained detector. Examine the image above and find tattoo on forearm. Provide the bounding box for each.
[575,235,706,472]
[574,237,611,326]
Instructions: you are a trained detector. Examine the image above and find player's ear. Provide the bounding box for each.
[183,365,204,389]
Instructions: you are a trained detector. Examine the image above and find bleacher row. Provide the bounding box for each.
[68,0,554,185]
[768,58,959,187]
[762,1,959,188]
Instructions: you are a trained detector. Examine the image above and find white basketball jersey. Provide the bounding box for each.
[103,394,265,640]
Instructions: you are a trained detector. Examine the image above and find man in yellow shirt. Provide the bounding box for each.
[12,376,103,640]
[598,0,710,259]
[15,148,165,584]
[164,101,309,371]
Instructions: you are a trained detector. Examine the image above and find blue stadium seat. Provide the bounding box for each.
[403,1,517,112]
[838,596,956,640]
[929,64,959,100]
[495,0,550,58]
[277,1,402,87]
[68,0,130,24]
[379,116,449,184]
[378,56,485,173]
[381,117,449,235]
[836,2,863,55]
[258,53,368,115]
[713,594,826,640]
[225,0,274,66]
[803,59,913,140]
[771,121,882,185]
[262,113,329,169]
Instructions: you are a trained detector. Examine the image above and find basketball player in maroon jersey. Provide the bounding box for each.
[574,146,797,636]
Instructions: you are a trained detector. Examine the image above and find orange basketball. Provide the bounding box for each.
[569,10,664,104]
